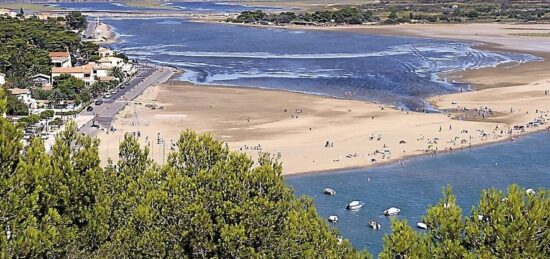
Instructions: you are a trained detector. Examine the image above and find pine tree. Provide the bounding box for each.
[379,219,429,258]
[422,185,470,257]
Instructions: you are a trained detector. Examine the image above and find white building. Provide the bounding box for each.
[94,65,111,78]
[98,56,124,68]
[0,73,5,85]
[98,47,114,58]
[49,51,72,68]
[52,63,95,86]
[9,88,36,109]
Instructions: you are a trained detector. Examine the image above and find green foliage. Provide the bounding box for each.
[4,92,28,116]
[272,11,297,24]
[51,74,87,103]
[388,11,398,20]
[87,81,113,99]
[235,10,269,23]
[108,66,125,81]
[17,114,40,127]
[332,7,370,24]
[31,88,51,100]
[381,185,549,258]
[89,54,100,62]
[464,185,549,258]
[65,11,87,31]
[0,121,366,257]
[49,117,63,126]
[39,109,54,120]
[113,52,129,63]
[231,7,377,25]
[0,87,7,114]
[379,220,428,259]
[229,3,550,26]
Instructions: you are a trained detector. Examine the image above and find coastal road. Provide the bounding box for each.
[84,21,97,39]
[79,65,176,136]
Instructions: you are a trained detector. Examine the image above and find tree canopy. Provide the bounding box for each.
[0,114,367,258]
[381,185,549,258]
[229,8,378,25]
[66,11,87,31]
[50,74,87,103]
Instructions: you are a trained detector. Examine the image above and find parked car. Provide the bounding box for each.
[95,99,103,105]
[86,106,94,112]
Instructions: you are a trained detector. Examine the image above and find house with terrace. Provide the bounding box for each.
[52,63,96,86]
[98,56,136,78]
[99,56,124,68]
[49,51,72,68]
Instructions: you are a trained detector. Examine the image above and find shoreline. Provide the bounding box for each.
[283,129,550,177]
[94,21,118,43]
[96,78,550,175]
[96,21,550,175]
[170,80,550,177]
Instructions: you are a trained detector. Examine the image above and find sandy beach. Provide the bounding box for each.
[93,22,117,43]
[97,23,550,175]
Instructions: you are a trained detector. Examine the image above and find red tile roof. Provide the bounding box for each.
[48,51,70,58]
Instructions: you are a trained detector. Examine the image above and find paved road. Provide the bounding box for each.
[84,21,97,38]
[79,65,176,136]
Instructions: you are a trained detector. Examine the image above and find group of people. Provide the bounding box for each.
[240,144,262,151]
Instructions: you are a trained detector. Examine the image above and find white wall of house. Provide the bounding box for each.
[52,72,95,86]
[98,48,114,58]
[0,74,5,85]
[52,58,72,68]
[99,57,124,68]
[95,68,109,78]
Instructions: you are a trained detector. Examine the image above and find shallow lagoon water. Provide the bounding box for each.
[46,2,161,12]
[286,133,550,255]
[48,1,281,13]
[106,17,538,110]
[165,1,283,13]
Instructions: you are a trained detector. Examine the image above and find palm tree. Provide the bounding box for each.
[88,81,108,98]
[108,66,125,81]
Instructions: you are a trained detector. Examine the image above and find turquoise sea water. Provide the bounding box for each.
[286,132,550,255]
